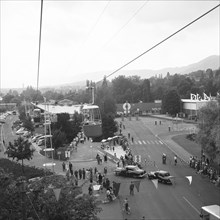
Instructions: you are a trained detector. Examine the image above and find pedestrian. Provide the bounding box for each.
[62,162,66,172]
[104,154,108,162]
[98,173,103,185]
[70,169,73,176]
[74,170,78,179]
[96,154,100,164]
[69,162,73,172]
[128,133,130,139]
[174,155,177,166]
[123,125,125,129]
[104,167,107,175]
[79,168,82,179]
[88,184,93,195]
[82,168,86,180]
[105,178,110,189]
[129,181,134,195]
[94,167,98,174]
[123,198,130,214]
[131,137,134,143]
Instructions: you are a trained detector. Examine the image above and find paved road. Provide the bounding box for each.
[114,116,220,219]
[1,114,219,220]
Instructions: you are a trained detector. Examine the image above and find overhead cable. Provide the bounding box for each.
[102,0,149,49]
[104,3,220,80]
[36,0,44,94]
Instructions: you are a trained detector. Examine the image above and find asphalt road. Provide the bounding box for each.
[1,114,220,220]
[112,117,220,220]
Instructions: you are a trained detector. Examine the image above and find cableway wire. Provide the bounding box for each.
[102,3,220,81]
[63,1,111,79]
[101,0,149,49]
[36,0,43,96]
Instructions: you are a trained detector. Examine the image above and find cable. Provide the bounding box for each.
[81,0,111,47]
[36,0,43,95]
[103,3,220,81]
[102,0,149,49]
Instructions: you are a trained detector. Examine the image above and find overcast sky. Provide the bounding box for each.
[1,0,219,89]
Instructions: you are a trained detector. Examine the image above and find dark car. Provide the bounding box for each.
[114,165,146,178]
[147,170,173,184]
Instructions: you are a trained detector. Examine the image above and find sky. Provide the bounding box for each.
[1,0,219,89]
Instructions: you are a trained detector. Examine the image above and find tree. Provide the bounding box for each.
[6,136,35,174]
[0,170,101,220]
[196,100,220,160]
[22,116,35,134]
[162,89,181,116]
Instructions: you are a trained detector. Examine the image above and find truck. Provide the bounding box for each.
[200,205,220,220]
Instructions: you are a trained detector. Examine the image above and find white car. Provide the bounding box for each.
[16,127,26,135]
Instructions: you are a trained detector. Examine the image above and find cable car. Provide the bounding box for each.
[33,108,41,123]
[82,104,102,138]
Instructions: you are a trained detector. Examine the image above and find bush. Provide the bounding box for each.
[0,158,52,179]
[186,133,197,142]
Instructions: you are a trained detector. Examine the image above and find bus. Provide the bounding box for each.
[200,205,220,220]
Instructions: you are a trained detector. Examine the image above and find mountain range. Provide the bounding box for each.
[50,55,219,90]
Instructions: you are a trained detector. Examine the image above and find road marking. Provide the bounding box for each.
[142,140,146,144]
[183,196,200,214]
[155,140,159,144]
[159,140,163,144]
[147,141,151,144]
[147,155,151,158]
[150,141,155,144]
[138,141,142,145]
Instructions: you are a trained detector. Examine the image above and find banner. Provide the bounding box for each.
[151,179,158,189]
[53,188,61,201]
[113,181,121,197]
[133,180,141,192]
[186,176,192,185]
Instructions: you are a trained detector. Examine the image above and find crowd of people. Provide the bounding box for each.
[189,155,220,186]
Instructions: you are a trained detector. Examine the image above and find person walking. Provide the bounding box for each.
[79,168,82,180]
[123,198,131,214]
[174,155,177,166]
[62,162,66,172]
[88,184,93,195]
[129,181,134,195]
[131,137,134,143]
[74,170,78,179]
[82,168,86,180]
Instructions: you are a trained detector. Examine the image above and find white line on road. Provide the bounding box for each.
[159,140,163,144]
[183,196,200,214]
[142,140,146,144]
[147,141,150,144]
[138,141,142,145]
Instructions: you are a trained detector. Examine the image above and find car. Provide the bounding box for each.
[114,165,146,178]
[16,127,27,135]
[147,170,173,184]
[32,134,43,142]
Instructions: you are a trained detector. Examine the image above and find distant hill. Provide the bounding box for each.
[1,55,219,93]
[53,55,219,89]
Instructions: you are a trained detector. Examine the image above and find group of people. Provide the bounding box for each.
[189,155,220,185]
[96,153,108,164]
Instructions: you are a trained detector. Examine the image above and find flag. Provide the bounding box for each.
[113,181,121,197]
[151,179,158,189]
[186,176,192,185]
[53,188,61,201]
[133,180,141,192]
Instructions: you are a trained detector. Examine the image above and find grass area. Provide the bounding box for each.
[0,158,53,179]
[172,134,201,158]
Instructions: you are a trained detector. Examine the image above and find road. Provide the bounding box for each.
[109,116,220,220]
[1,114,220,220]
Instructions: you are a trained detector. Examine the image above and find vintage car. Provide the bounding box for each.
[147,170,173,184]
[114,165,146,178]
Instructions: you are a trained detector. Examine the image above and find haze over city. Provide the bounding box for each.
[1,1,219,89]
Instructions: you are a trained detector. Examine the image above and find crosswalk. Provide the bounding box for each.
[129,139,164,145]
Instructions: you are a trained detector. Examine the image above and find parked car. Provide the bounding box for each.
[147,170,173,184]
[32,134,43,142]
[114,165,146,178]
[16,127,26,135]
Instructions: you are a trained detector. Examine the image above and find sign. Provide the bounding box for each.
[134,155,141,163]
[57,151,61,155]
[123,102,131,111]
